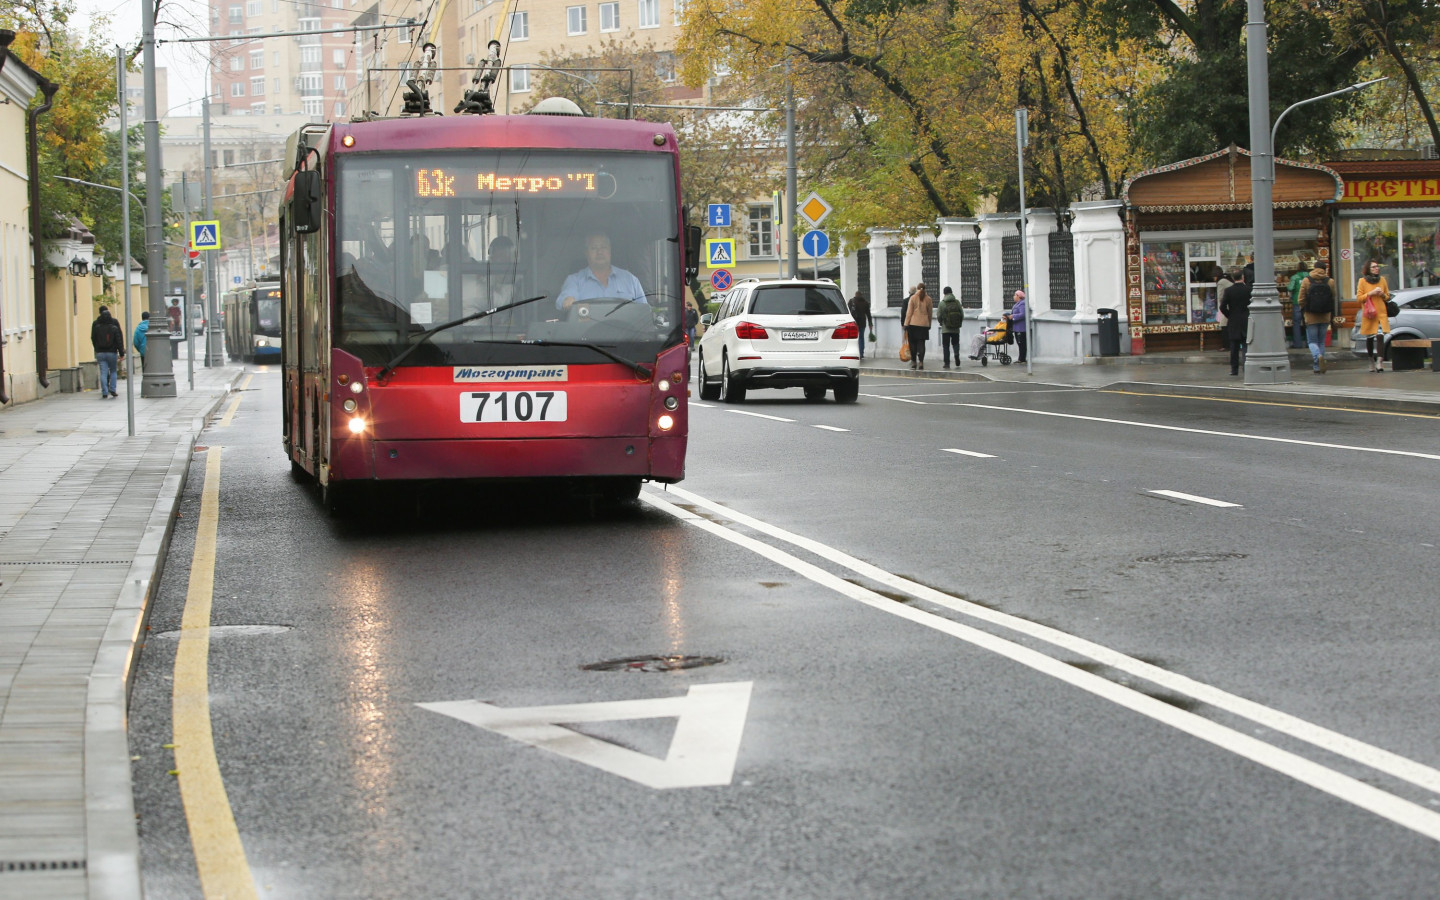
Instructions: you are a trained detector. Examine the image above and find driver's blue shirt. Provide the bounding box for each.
[556,266,648,309]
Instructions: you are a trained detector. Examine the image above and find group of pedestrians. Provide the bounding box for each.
[88,307,153,398]
[884,282,1029,371]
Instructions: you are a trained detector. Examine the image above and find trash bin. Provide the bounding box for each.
[1097,308,1121,356]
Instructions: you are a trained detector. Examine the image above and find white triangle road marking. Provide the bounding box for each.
[417,681,752,789]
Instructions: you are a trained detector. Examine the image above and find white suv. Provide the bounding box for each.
[696,278,860,403]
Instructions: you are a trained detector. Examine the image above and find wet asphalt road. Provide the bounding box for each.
[128,365,1440,898]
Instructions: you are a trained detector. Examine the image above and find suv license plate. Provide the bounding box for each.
[460,390,568,423]
[781,330,818,341]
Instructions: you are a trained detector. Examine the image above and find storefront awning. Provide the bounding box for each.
[1122,145,1343,213]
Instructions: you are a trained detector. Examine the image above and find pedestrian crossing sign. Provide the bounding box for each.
[191,220,222,251]
[705,239,734,268]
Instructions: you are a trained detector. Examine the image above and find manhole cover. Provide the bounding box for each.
[1137,552,1247,564]
[581,654,724,673]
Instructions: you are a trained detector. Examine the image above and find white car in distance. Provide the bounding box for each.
[696,278,860,403]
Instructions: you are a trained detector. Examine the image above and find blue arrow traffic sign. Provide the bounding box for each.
[802,230,830,258]
[707,204,731,227]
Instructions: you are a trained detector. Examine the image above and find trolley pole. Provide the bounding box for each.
[1242,0,1291,384]
[140,0,177,396]
[202,97,225,366]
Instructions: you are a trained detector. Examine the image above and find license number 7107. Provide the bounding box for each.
[460,390,568,423]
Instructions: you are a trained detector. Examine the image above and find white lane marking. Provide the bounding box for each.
[943,448,997,458]
[1148,490,1242,508]
[419,683,752,790]
[725,409,796,423]
[651,485,1440,811]
[958,402,1440,461]
[640,490,1440,841]
[691,402,716,408]
[895,388,1089,398]
[813,425,850,432]
[862,394,927,404]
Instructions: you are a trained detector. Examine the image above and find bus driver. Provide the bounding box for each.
[557,232,647,312]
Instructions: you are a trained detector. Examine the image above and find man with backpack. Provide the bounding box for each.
[90,306,125,398]
[1295,264,1336,374]
[937,286,965,368]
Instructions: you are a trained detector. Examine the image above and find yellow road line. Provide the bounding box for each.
[1100,389,1440,419]
[172,447,258,900]
[218,375,252,428]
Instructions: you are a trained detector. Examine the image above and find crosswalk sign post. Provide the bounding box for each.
[191,220,222,251]
[704,239,734,269]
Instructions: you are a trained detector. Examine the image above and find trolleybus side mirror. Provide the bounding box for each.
[684,224,701,277]
[293,170,323,234]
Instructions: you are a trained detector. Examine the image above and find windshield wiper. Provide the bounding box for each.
[472,339,654,379]
[377,294,548,381]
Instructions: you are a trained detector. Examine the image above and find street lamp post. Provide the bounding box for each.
[139,0,175,397]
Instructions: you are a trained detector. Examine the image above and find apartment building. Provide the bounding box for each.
[209,0,362,120]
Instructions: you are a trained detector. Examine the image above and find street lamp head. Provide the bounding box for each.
[68,257,89,277]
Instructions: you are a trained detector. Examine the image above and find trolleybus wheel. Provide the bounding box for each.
[289,459,310,483]
[320,480,355,516]
[600,477,642,504]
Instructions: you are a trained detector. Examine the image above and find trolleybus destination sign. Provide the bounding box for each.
[416,168,609,198]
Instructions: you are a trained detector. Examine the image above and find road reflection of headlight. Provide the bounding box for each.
[348,417,366,434]
[657,414,674,431]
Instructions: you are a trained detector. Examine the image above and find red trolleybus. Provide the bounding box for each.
[280,94,700,510]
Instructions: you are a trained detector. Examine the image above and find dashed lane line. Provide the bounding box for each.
[725,410,796,423]
[812,425,849,432]
[943,448,997,458]
[1148,489,1242,508]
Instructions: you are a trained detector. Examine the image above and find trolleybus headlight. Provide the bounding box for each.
[343,399,357,412]
[347,416,366,434]
[657,379,670,392]
[342,134,355,147]
[657,414,675,431]
[664,396,678,411]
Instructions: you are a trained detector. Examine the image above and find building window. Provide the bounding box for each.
[509,11,528,40]
[398,21,413,42]
[600,1,619,31]
[673,0,685,24]
[510,65,530,92]
[249,50,263,68]
[231,81,245,97]
[1349,218,1440,288]
[300,73,323,95]
[230,56,244,71]
[299,17,320,32]
[303,97,324,116]
[333,48,345,66]
[228,5,243,25]
[334,74,346,90]
[246,0,261,14]
[334,101,346,117]
[272,51,280,66]
[566,5,586,35]
[273,77,281,93]
[251,101,266,113]
[748,205,773,257]
[654,50,675,82]
[224,149,235,166]
[638,0,658,27]
[301,45,321,67]
[274,104,283,114]
[251,76,265,95]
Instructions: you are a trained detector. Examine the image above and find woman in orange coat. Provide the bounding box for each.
[903,282,934,370]
[1355,258,1391,372]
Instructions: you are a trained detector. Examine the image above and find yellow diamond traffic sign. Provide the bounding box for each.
[798,192,832,228]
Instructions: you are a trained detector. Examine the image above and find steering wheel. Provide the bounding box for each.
[564,297,636,322]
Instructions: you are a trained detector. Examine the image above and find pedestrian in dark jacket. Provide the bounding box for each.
[1219,271,1252,376]
[937,287,964,368]
[848,291,871,360]
[90,306,125,398]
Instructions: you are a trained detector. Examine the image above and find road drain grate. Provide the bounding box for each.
[1,860,86,872]
[582,654,724,673]
[0,560,130,566]
[1136,552,1247,564]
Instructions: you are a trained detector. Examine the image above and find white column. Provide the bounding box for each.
[1024,209,1058,315]
[868,229,903,359]
[937,218,978,297]
[1070,199,1127,358]
[978,214,1018,317]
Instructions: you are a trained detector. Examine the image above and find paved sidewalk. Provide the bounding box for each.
[859,347,1440,415]
[0,363,240,900]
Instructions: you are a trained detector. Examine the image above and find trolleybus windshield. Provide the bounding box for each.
[335,149,682,369]
[255,290,281,337]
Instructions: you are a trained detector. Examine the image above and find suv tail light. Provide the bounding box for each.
[832,321,859,340]
[735,321,770,341]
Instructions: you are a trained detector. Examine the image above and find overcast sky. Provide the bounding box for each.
[71,0,211,116]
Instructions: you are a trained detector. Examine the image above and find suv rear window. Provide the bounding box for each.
[750,285,847,316]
